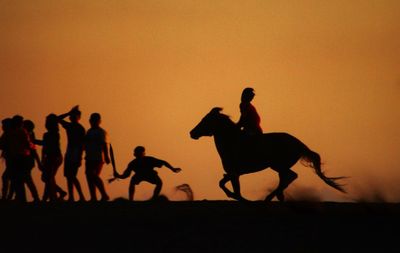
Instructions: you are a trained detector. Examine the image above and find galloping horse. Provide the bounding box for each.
[190,107,346,201]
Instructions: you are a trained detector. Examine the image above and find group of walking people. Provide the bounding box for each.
[0,105,183,202]
[0,106,111,202]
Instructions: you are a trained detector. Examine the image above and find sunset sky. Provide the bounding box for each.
[1,0,399,201]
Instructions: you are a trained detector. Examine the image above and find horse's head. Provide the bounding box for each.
[190,107,233,140]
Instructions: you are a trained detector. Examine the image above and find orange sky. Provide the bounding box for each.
[1,0,399,201]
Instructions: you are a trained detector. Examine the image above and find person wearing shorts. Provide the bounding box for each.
[58,106,86,202]
[84,113,110,201]
[113,146,181,201]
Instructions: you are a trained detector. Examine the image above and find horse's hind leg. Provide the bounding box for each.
[275,170,298,201]
[265,169,298,202]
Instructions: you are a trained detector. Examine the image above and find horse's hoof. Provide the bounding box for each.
[238,197,250,202]
[277,192,285,202]
[227,193,247,202]
[226,192,237,199]
[264,194,274,202]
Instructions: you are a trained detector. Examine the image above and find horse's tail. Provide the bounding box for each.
[301,149,346,193]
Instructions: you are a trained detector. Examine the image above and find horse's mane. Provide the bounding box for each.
[209,107,239,132]
[219,113,235,124]
[216,112,240,132]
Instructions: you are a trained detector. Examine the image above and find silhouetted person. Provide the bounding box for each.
[22,120,41,202]
[40,114,67,202]
[113,146,181,201]
[85,113,110,201]
[58,105,86,202]
[1,119,40,201]
[237,87,263,136]
[5,115,33,202]
[0,118,13,200]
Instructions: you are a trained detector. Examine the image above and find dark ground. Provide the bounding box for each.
[0,200,399,253]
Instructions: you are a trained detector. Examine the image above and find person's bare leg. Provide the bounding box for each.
[129,182,136,201]
[67,178,75,202]
[86,162,97,201]
[1,170,10,200]
[25,175,40,201]
[94,176,109,201]
[73,177,85,201]
[86,174,96,201]
[93,163,109,201]
[42,184,49,202]
[151,178,162,200]
[55,183,67,200]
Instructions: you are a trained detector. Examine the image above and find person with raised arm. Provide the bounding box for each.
[57,106,86,202]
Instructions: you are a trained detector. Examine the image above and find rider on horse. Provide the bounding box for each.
[237,87,263,136]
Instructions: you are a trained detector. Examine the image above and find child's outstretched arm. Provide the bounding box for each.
[162,160,181,173]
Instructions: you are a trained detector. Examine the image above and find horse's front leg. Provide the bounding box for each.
[219,174,237,199]
[219,173,248,201]
[230,174,248,202]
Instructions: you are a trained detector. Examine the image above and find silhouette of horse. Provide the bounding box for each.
[190,107,346,201]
